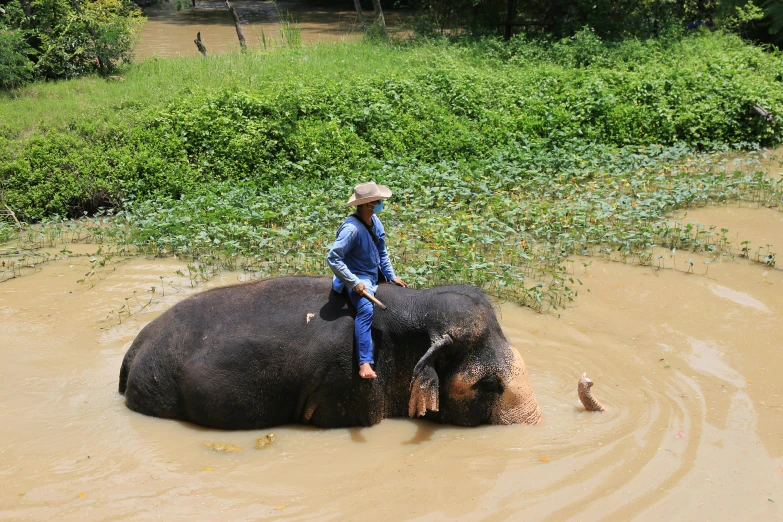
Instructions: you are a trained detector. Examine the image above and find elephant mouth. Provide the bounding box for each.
[491,400,542,425]
[489,346,541,425]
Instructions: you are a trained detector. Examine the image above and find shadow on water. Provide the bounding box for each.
[347,427,367,442]
[170,410,444,445]
[349,419,445,445]
[401,418,444,445]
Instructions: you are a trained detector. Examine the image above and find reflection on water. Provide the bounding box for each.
[708,282,770,312]
[135,0,406,58]
[684,337,747,388]
[1,206,783,520]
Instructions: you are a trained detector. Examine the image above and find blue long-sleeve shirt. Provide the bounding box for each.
[327,214,397,293]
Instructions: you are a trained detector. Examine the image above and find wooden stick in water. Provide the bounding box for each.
[225,1,247,51]
[194,32,207,56]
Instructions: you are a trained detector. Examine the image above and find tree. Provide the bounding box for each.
[353,0,369,32]
[371,0,388,38]
[0,0,143,86]
[0,25,34,88]
[763,0,783,36]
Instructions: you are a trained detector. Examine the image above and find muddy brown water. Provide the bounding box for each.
[135,0,406,59]
[2,205,783,520]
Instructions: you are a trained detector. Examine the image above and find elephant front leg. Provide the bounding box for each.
[299,382,385,428]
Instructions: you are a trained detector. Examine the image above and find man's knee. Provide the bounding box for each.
[356,299,374,317]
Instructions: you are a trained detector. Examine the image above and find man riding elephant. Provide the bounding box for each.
[118,276,544,429]
[327,181,408,379]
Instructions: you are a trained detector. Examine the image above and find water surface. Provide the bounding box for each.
[1,206,782,520]
[135,0,405,59]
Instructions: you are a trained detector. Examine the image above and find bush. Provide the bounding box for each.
[1,33,782,219]
[0,27,34,88]
[0,0,142,86]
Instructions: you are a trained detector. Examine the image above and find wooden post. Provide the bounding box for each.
[353,0,369,32]
[504,0,516,40]
[370,0,388,38]
[194,31,207,56]
[225,1,247,52]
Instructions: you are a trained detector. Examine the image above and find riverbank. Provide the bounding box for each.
[1,33,783,309]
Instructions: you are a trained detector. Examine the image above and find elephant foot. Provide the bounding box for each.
[578,373,605,412]
[359,363,377,379]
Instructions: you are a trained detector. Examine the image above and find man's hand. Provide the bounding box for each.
[393,278,408,288]
[353,282,367,296]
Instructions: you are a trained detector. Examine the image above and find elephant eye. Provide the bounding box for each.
[472,374,504,394]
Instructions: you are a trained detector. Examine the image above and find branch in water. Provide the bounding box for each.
[194,31,207,56]
[3,204,23,231]
[225,1,247,51]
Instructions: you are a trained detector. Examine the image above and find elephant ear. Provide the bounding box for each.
[408,335,453,417]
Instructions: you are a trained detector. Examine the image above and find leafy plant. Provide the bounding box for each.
[1,34,782,310]
[1,0,143,85]
[0,25,34,88]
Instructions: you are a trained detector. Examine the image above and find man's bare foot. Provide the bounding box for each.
[359,363,377,379]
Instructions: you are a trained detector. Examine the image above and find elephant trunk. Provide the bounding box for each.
[491,347,542,425]
[578,373,605,412]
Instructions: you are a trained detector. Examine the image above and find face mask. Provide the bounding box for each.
[373,200,385,214]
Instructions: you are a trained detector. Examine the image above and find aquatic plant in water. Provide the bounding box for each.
[2,142,780,312]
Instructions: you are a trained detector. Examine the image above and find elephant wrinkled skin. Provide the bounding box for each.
[119,276,542,429]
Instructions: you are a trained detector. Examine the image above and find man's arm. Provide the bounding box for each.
[327,224,362,290]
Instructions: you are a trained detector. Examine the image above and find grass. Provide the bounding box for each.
[0,42,436,138]
[2,31,783,311]
[2,143,781,312]
[3,29,782,141]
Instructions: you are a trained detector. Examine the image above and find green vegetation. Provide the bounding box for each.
[0,0,142,88]
[414,0,693,38]
[4,31,782,218]
[409,0,783,46]
[1,32,783,310]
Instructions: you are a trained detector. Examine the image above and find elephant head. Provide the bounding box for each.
[406,287,542,426]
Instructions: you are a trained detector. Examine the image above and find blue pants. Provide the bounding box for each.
[348,287,375,365]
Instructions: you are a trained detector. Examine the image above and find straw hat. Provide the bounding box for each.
[346,181,392,206]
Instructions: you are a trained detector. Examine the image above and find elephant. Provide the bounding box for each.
[118,276,544,429]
